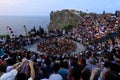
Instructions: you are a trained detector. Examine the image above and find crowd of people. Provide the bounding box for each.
[0,36,120,80]
[66,13,120,45]
[37,38,77,55]
[42,29,63,39]
[0,12,120,80]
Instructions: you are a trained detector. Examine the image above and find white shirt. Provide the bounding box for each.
[0,69,17,80]
[6,66,13,72]
[49,73,63,80]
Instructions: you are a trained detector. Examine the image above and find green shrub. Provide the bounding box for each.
[0,34,9,38]
[64,24,74,32]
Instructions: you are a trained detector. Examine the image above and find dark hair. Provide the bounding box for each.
[105,71,120,80]
[81,69,91,80]
[45,58,51,67]
[81,58,86,67]
[6,58,14,65]
[71,60,79,68]
[16,73,26,80]
[60,61,64,68]
[104,61,120,72]
[53,63,60,73]
[71,64,82,80]
[60,61,68,69]
[0,63,7,72]
[109,63,120,72]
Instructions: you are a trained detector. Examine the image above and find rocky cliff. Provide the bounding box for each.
[48,9,82,30]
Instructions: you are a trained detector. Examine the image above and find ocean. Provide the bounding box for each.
[0,16,50,35]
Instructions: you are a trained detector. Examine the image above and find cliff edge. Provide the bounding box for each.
[48,9,82,30]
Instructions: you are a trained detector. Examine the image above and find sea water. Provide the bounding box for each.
[0,16,50,35]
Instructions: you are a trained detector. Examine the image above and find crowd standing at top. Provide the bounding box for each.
[66,13,120,45]
[0,12,120,80]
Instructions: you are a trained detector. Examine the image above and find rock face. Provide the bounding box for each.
[48,9,82,30]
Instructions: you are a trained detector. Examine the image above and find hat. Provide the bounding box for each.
[0,69,18,80]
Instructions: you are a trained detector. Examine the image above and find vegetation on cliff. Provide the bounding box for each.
[0,34,9,38]
[48,9,83,31]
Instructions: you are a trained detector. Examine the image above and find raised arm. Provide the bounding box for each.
[29,60,35,80]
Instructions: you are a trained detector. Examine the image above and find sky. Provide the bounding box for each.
[0,0,120,16]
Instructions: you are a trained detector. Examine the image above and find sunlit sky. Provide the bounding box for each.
[0,0,119,16]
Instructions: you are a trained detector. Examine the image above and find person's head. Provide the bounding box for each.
[0,62,7,72]
[53,63,60,73]
[60,61,68,69]
[111,63,120,72]
[45,58,51,67]
[71,58,79,68]
[88,57,96,65]
[60,61,64,68]
[80,58,86,66]
[16,73,26,80]
[81,69,91,80]
[104,71,120,80]
[105,62,120,72]
[71,64,82,80]
[5,58,14,66]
